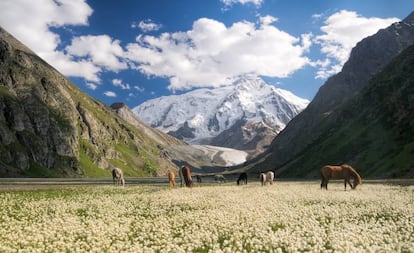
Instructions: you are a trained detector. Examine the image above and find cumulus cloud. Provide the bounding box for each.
[134,86,145,92]
[314,10,399,79]
[221,0,263,7]
[0,0,98,79]
[132,19,162,32]
[125,16,311,90]
[85,82,98,90]
[0,0,128,83]
[104,91,117,97]
[112,79,131,90]
[66,35,127,72]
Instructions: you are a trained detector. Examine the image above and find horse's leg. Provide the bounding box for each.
[345,179,352,190]
[344,179,352,191]
[321,178,326,190]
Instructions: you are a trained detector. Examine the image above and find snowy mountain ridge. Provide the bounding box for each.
[133,77,309,152]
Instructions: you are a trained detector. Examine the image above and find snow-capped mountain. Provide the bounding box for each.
[133,77,309,154]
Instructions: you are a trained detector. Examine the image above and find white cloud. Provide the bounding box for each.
[314,10,399,79]
[126,16,311,90]
[0,0,98,80]
[112,79,131,90]
[259,15,278,26]
[134,86,145,92]
[66,35,127,72]
[221,0,263,7]
[104,91,117,97]
[132,19,162,32]
[86,82,98,90]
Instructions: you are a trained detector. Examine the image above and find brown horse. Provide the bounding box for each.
[168,170,175,187]
[181,166,193,188]
[320,164,362,190]
[179,167,185,187]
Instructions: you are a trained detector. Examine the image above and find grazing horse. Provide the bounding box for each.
[214,174,226,183]
[112,167,125,187]
[168,170,175,187]
[181,166,194,188]
[179,167,185,187]
[196,175,202,183]
[237,172,247,185]
[320,164,362,190]
[260,171,274,186]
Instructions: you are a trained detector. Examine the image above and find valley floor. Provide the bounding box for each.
[0,181,413,252]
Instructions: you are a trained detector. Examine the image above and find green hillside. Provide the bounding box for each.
[278,44,414,178]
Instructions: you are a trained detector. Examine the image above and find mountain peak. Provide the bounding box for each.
[133,77,308,155]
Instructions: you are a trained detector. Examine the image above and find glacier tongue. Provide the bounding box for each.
[133,77,309,147]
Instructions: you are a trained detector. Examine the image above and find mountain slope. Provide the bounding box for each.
[248,11,414,177]
[275,43,414,177]
[111,102,249,170]
[0,26,177,177]
[133,77,308,156]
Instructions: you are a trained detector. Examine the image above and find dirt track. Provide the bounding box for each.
[0,177,170,191]
[0,177,413,191]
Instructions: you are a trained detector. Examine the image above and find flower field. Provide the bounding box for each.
[0,181,413,252]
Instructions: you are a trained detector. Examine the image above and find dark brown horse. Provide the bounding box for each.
[320,164,362,190]
[237,172,247,185]
[181,166,193,188]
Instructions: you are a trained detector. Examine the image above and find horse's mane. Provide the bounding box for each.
[342,164,362,184]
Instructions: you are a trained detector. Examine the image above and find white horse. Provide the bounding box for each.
[260,171,274,186]
[112,167,125,187]
[214,174,226,183]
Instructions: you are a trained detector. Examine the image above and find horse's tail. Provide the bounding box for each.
[260,173,265,186]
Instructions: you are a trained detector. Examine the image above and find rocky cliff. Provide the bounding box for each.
[0,26,177,177]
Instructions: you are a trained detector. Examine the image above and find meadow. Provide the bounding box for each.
[0,180,413,252]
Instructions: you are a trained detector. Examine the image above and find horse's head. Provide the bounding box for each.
[351,177,361,189]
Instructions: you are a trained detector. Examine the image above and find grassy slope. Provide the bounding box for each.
[278,44,414,178]
[66,86,164,178]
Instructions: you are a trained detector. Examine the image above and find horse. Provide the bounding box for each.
[237,172,247,185]
[320,164,362,190]
[112,167,125,187]
[168,170,175,187]
[214,174,226,183]
[260,171,274,186]
[181,166,193,188]
[196,175,202,183]
[178,167,185,187]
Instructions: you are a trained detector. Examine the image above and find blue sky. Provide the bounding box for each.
[0,0,412,108]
